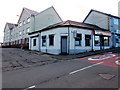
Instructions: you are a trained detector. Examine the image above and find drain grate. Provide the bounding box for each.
[99,73,115,80]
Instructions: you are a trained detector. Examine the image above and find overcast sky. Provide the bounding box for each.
[0,0,119,42]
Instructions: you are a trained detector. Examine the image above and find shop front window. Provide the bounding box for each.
[85,35,91,46]
[104,37,109,46]
[75,34,82,46]
[94,36,100,46]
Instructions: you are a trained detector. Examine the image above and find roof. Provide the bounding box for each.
[24,8,38,15]
[6,23,17,30]
[29,20,107,35]
[83,9,120,22]
[4,22,17,32]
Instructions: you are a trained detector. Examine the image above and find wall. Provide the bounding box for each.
[34,7,62,32]
[84,11,109,30]
[69,27,92,54]
[40,27,68,55]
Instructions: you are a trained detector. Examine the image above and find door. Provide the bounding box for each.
[61,36,67,54]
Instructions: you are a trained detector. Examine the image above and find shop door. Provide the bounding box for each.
[61,36,67,54]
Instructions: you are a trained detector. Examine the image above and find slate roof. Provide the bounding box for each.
[29,20,107,35]
[24,8,38,14]
[6,23,17,30]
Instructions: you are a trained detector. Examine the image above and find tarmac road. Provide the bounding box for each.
[2,48,120,88]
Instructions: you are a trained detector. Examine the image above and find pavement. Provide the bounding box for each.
[1,48,120,88]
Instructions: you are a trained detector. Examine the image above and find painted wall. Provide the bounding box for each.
[3,25,11,43]
[69,27,92,54]
[84,11,109,30]
[34,7,62,32]
[30,27,93,55]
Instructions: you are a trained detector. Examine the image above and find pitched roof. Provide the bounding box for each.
[43,20,107,30]
[83,9,120,22]
[29,20,107,35]
[6,23,17,30]
[24,8,38,14]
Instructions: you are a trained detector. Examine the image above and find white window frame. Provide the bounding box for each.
[27,17,30,23]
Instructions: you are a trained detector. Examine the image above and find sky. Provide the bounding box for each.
[0,0,119,43]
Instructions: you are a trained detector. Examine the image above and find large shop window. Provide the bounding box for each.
[33,39,36,46]
[85,35,91,46]
[104,37,109,46]
[75,34,82,46]
[49,35,54,46]
[94,36,100,46]
[42,36,46,46]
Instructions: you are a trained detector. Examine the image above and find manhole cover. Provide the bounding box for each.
[99,74,115,80]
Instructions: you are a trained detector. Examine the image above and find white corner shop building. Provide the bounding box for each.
[29,20,112,55]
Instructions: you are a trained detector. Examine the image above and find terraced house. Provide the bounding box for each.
[3,6,62,48]
[83,9,120,48]
[3,7,120,55]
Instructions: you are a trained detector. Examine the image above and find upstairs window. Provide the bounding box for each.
[26,27,30,33]
[23,20,25,25]
[49,34,54,46]
[114,18,118,25]
[19,31,22,36]
[27,17,30,23]
[19,22,22,27]
[42,36,46,46]
[75,34,82,46]
[85,35,91,46]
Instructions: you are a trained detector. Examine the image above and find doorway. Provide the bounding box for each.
[61,36,67,54]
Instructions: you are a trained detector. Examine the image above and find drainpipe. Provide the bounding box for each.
[68,26,70,54]
[39,32,41,52]
[91,30,94,51]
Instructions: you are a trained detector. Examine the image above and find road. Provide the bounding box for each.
[2,48,120,88]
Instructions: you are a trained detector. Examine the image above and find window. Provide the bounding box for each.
[49,34,54,46]
[75,34,82,46]
[94,36,100,46]
[27,17,30,23]
[104,37,109,46]
[85,35,91,46]
[19,22,22,27]
[33,39,36,46]
[26,27,30,33]
[19,31,21,36]
[114,18,118,25]
[26,38,29,43]
[42,36,46,46]
[23,20,25,25]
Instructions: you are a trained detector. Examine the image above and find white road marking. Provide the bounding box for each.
[28,85,35,88]
[116,57,120,59]
[69,62,103,75]
[88,54,116,61]
[23,85,35,90]
[115,60,120,65]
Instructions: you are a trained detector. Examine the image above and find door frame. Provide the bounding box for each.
[61,36,68,55]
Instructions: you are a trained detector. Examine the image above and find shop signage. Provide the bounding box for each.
[94,30,111,36]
